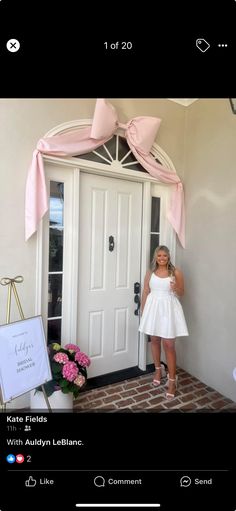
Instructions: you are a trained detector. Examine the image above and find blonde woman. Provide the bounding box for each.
[139,245,188,399]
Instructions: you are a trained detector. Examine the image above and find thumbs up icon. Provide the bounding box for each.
[25,476,37,487]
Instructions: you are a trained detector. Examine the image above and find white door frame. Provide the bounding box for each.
[35,123,177,373]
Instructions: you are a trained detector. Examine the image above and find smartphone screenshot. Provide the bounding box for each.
[0,2,235,510]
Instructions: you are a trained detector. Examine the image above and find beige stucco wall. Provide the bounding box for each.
[176,99,236,402]
[1,98,235,406]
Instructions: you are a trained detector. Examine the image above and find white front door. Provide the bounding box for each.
[78,173,142,377]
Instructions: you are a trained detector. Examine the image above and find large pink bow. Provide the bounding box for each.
[91,99,162,155]
[25,99,185,247]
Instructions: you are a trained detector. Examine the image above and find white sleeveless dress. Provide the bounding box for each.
[139,273,189,338]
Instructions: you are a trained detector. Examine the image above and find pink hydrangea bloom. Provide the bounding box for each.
[74,374,86,387]
[75,351,91,367]
[62,361,79,381]
[64,343,80,353]
[53,353,69,364]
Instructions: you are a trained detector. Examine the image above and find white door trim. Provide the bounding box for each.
[35,164,80,344]
[139,181,151,370]
[36,161,149,371]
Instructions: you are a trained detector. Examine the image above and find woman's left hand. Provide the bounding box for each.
[170,281,177,293]
[171,269,184,296]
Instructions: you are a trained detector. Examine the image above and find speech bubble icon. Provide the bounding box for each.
[180,476,191,487]
[94,476,106,488]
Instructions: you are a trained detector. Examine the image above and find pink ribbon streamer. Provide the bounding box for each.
[25,99,185,246]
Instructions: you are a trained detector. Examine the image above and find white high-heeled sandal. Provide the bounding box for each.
[153,366,162,386]
[165,376,178,399]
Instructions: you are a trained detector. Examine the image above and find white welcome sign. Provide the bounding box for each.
[0,316,52,403]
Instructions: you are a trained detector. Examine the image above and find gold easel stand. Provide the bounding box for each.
[0,276,52,412]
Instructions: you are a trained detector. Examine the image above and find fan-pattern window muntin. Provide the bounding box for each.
[74,134,162,172]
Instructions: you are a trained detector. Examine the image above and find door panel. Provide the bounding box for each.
[78,173,142,377]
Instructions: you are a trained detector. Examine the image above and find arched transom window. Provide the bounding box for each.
[74,134,162,171]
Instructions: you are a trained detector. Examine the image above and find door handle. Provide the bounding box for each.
[134,282,140,315]
[134,294,140,315]
[109,235,115,252]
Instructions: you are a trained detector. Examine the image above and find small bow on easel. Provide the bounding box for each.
[0,276,24,323]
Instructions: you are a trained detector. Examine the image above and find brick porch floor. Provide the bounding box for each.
[74,368,236,412]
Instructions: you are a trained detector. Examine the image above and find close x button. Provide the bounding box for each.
[6,39,20,52]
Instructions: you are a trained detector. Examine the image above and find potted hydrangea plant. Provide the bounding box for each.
[30,342,91,409]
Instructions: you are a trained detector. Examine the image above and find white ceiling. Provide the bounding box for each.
[167,99,199,106]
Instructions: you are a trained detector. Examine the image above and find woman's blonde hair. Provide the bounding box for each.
[151,245,175,275]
